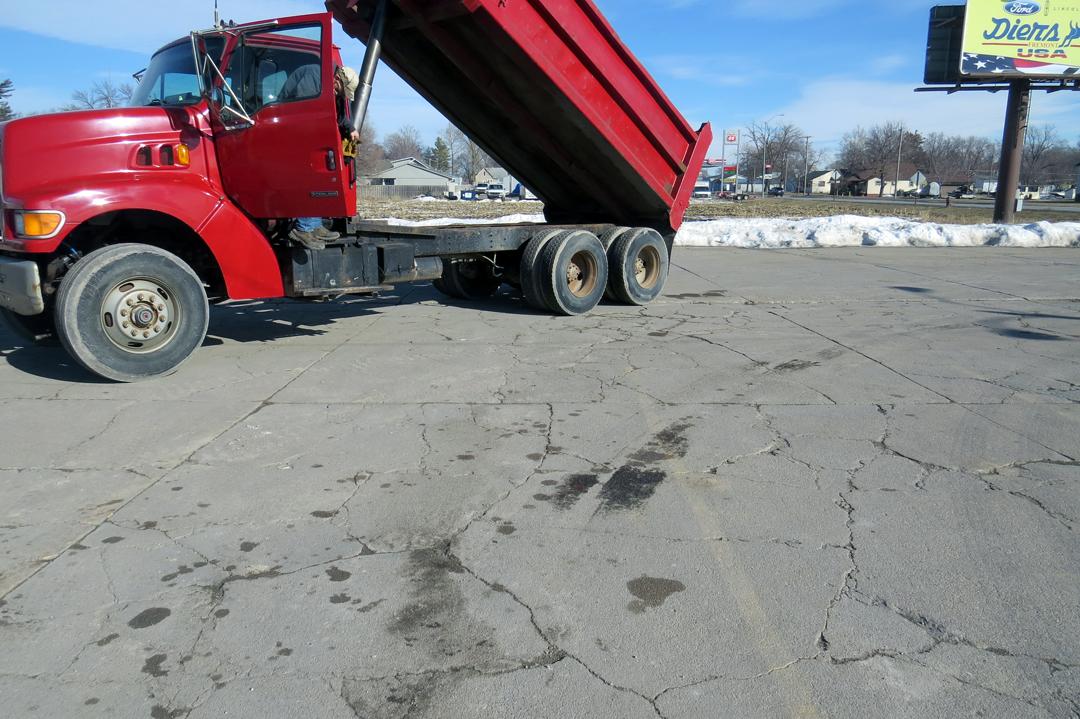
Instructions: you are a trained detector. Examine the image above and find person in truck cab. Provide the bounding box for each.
[290,65,361,250]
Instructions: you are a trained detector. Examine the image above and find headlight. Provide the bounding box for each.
[13,210,66,239]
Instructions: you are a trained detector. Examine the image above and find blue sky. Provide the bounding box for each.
[2,0,1078,161]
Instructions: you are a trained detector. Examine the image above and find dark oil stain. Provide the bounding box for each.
[540,479,558,486]
[214,609,230,619]
[532,493,551,502]
[128,607,171,629]
[326,566,352,582]
[598,467,666,512]
[150,705,186,719]
[388,550,468,653]
[140,521,158,530]
[550,474,599,510]
[355,598,385,613]
[96,499,124,508]
[84,698,100,706]
[70,543,89,550]
[649,331,669,337]
[496,524,516,535]
[101,536,125,544]
[457,454,476,461]
[380,483,393,489]
[331,593,351,604]
[95,633,119,647]
[197,502,211,508]
[170,486,183,492]
[627,421,693,465]
[311,510,338,519]
[277,647,293,656]
[522,503,537,510]
[193,561,208,568]
[626,576,686,614]
[239,541,258,553]
[890,286,932,294]
[773,359,819,373]
[141,653,168,677]
[312,463,324,468]
[527,453,544,461]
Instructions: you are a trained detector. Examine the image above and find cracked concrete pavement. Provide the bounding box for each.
[1,247,1078,718]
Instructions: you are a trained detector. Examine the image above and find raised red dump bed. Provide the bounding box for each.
[327,0,712,236]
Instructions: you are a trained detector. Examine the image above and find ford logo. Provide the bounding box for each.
[1003,1,1041,15]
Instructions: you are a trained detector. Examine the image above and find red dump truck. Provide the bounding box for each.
[0,0,711,381]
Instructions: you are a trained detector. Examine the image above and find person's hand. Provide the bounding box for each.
[350,130,360,143]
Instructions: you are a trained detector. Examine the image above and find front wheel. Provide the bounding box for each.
[54,244,209,382]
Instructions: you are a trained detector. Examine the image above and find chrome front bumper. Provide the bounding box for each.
[0,257,45,316]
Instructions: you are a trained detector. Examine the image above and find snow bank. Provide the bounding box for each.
[380,214,546,227]
[373,213,1080,248]
[674,215,1080,249]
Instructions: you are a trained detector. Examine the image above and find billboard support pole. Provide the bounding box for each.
[992,78,1031,224]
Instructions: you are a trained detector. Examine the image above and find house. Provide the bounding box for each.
[849,164,927,196]
[475,166,509,187]
[363,157,457,192]
[806,169,843,195]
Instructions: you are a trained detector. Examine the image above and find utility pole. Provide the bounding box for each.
[803,136,811,195]
[993,79,1031,224]
[894,123,904,198]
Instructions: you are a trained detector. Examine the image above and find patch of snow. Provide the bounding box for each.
[380,214,546,227]
[674,215,1080,248]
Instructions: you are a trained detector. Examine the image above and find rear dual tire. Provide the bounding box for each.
[607,228,669,306]
[520,229,608,316]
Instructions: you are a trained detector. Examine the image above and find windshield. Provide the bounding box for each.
[130,38,224,107]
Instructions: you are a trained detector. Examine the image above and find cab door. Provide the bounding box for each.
[210,13,353,220]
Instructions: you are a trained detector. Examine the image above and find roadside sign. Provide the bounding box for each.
[961,0,1080,78]
[725,132,739,144]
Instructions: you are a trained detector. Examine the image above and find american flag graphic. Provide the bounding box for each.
[962,52,1080,77]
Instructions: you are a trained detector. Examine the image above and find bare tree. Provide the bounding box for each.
[459,139,495,185]
[1022,125,1061,186]
[382,125,425,161]
[838,122,920,196]
[739,121,810,189]
[442,124,467,178]
[0,79,13,121]
[64,79,133,111]
[355,122,388,177]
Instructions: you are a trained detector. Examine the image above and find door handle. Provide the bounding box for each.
[326,149,337,171]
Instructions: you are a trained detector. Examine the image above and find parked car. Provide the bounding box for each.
[715,191,748,201]
[475,183,489,197]
[486,183,506,200]
[767,187,784,197]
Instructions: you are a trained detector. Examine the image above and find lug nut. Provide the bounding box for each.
[126,298,134,306]
[156,304,165,311]
[122,321,130,329]
[143,331,150,338]
[137,293,146,301]
[130,330,138,337]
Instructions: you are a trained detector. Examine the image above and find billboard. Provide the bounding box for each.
[961,0,1080,78]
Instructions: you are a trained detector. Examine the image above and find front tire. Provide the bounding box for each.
[54,244,209,382]
[433,259,502,300]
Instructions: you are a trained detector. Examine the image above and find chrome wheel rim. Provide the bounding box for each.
[100,278,181,354]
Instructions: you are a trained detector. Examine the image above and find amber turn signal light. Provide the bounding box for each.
[176,144,191,166]
[14,211,65,239]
